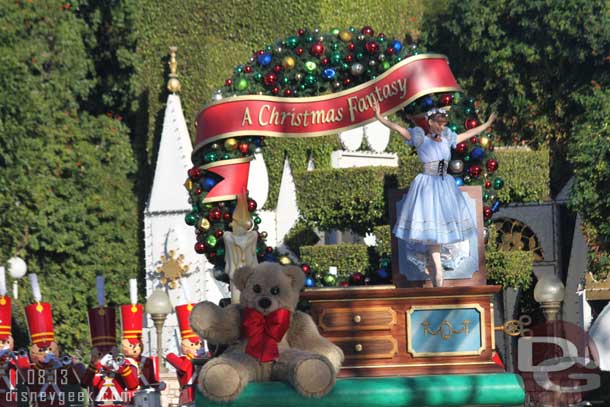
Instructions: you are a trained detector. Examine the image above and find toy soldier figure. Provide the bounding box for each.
[0,266,27,407]
[165,302,208,405]
[81,276,139,406]
[24,274,83,406]
[120,279,164,395]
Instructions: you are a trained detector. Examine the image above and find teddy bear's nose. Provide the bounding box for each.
[258,297,272,309]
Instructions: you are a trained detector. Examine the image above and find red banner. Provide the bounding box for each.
[194,53,461,155]
[200,158,252,203]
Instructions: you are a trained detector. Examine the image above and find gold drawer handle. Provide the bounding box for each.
[353,315,362,324]
[354,344,363,352]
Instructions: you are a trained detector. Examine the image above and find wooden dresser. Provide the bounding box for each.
[301,285,504,377]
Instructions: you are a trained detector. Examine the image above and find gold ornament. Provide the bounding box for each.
[339,30,352,42]
[224,138,238,150]
[279,256,292,265]
[282,56,296,70]
[480,136,490,147]
[184,178,193,191]
[198,218,211,231]
[157,250,190,289]
[167,46,181,93]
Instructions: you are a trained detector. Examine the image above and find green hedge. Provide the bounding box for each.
[283,220,320,256]
[294,167,398,234]
[492,147,550,203]
[300,243,369,280]
[373,225,392,257]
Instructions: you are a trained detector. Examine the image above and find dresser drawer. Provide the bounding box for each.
[330,336,398,360]
[318,306,396,332]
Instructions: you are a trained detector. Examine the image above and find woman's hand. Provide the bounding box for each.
[372,100,382,119]
[485,112,497,127]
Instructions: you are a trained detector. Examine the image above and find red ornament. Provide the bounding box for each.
[273,65,282,73]
[209,252,217,259]
[301,264,311,274]
[310,42,325,57]
[439,94,453,106]
[344,54,353,63]
[263,72,277,86]
[247,199,257,212]
[194,188,203,195]
[483,206,493,220]
[239,143,250,154]
[465,119,479,130]
[271,87,280,95]
[297,28,305,36]
[209,208,222,221]
[486,159,498,173]
[343,78,352,86]
[488,143,495,151]
[361,26,374,36]
[194,242,206,254]
[347,43,355,51]
[257,50,265,55]
[468,164,483,178]
[365,41,379,54]
[225,79,232,87]
[244,65,253,73]
[385,47,395,55]
[469,136,479,144]
[339,281,350,288]
[223,212,232,221]
[378,32,386,39]
[284,89,293,96]
[188,167,202,179]
[321,57,329,65]
[350,272,365,285]
[484,180,492,189]
[296,47,304,56]
[266,246,274,253]
[456,142,468,154]
[215,229,224,238]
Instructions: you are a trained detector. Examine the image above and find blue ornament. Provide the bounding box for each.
[263,254,277,262]
[201,177,218,192]
[390,40,402,52]
[421,96,434,109]
[322,68,336,80]
[257,53,272,66]
[305,277,315,288]
[376,268,390,280]
[252,137,263,147]
[471,147,485,160]
[491,199,501,212]
[455,177,464,187]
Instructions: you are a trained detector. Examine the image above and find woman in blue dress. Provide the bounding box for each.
[373,102,496,287]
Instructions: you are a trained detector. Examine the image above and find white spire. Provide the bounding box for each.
[275,157,300,245]
[181,280,191,304]
[129,278,138,305]
[96,275,105,307]
[0,267,6,296]
[247,150,269,209]
[29,273,42,302]
[147,93,193,213]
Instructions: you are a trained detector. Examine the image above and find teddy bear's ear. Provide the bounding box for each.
[283,265,305,291]
[233,265,256,291]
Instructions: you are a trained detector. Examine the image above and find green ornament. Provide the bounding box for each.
[254,216,262,224]
[381,61,391,71]
[185,213,197,225]
[483,191,490,201]
[204,152,218,162]
[380,258,390,268]
[304,74,317,86]
[464,155,470,162]
[234,66,243,74]
[265,45,273,52]
[253,72,263,81]
[493,177,504,190]
[207,235,217,247]
[216,247,225,256]
[331,43,339,51]
[378,36,386,43]
[281,77,290,85]
[305,34,314,43]
[286,36,298,48]
[453,92,462,104]
[236,78,248,91]
[330,53,342,64]
[330,27,340,35]
[449,123,458,132]
[464,107,472,115]
[356,52,364,60]
[222,153,230,160]
[349,26,356,33]
[468,98,475,105]
[395,56,402,62]
[299,84,306,91]
[304,61,317,72]
[322,273,336,286]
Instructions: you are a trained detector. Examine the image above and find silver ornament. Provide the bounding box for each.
[357,34,365,41]
[483,227,489,244]
[275,46,283,54]
[449,160,464,173]
[368,60,377,67]
[333,81,341,89]
[350,62,364,76]
[212,90,223,101]
[295,73,303,81]
[378,54,386,62]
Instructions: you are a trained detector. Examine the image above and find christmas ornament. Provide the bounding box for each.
[310,43,325,57]
[464,175,471,184]
[296,47,304,55]
[301,264,311,274]
[455,177,464,187]
[322,68,336,80]
[390,39,402,52]
[224,138,238,150]
[273,65,282,73]
[350,63,364,76]
[304,61,317,72]
[198,218,210,231]
[483,227,489,244]
[279,256,292,265]
[376,268,390,280]
[257,53,272,66]
[185,213,197,225]
[339,281,349,288]
[282,56,295,70]
[247,198,257,211]
[491,200,501,212]
[305,277,315,288]
[215,229,224,238]
[188,167,202,179]
[439,94,453,106]
[361,26,374,36]
[483,206,492,220]
[339,30,352,42]
[449,160,464,173]
[194,242,206,254]
[486,159,498,173]
[456,142,468,154]
[263,72,277,86]
[350,272,365,285]
[365,41,379,54]
[468,164,483,177]
[465,119,479,130]
[470,147,485,160]
[480,136,490,147]
[204,152,218,163]
[286,36,298,48]
[484,180,492,189]
[201,177,218,192]
[322,274,336,286]
[469,136,479,144]
[493,177,504,190]
[239,143,250,154]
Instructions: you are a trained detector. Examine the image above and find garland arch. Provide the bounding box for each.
[183,26,506,286]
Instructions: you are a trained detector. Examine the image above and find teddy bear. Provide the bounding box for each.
[190,261,344,402]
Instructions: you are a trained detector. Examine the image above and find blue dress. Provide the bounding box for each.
[393,127,475,245]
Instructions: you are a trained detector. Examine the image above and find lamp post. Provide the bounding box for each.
[534,273,566,321]
[7,256,27,299]
[145,288,172,373]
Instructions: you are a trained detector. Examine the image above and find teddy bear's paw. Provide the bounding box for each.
[199,361,245,402]
[293,357,335,398]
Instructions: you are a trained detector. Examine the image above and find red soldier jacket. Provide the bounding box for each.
[81,361,139,406]
[0,357,27,407]
[165,353,197,404]
[125,355,159,389]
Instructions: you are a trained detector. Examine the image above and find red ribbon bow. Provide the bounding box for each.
[242,307,291,362]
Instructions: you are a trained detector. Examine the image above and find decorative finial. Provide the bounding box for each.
[167,46,181,94]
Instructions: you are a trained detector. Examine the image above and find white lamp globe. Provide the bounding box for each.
[7,257,27,279]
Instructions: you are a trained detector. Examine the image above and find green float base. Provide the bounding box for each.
[196,373,525,407]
